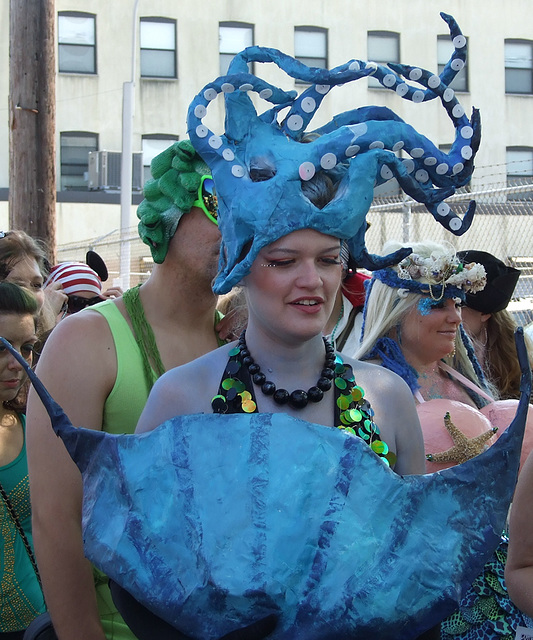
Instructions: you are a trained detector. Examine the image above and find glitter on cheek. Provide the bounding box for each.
[418,297,436,316]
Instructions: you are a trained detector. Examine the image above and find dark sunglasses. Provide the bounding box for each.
[193,175,218,225]
[67,295,102,314]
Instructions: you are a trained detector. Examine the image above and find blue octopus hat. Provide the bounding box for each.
[187,13,480,294]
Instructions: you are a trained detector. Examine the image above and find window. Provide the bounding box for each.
[219,22,253,76]
[437,35,468,92]
[367,31,399,89]
[58,12,96,74]
[507,147,533,200]
[142,135,179,184]
[60,132,98,190]
[294,27,327,73]
[505,40,533,94]
[140,18,176,78]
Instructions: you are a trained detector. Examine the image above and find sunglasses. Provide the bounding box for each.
[66,295,102,315]
[193,175,218,225]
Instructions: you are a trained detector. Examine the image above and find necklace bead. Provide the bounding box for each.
[237,331,333,411]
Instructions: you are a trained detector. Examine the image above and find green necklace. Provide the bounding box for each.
[123,285,165,391]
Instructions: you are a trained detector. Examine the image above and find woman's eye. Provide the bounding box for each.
[21,344,35,358]
[321,257,341,265]
[32,282,43,290]
[264,260,294,267]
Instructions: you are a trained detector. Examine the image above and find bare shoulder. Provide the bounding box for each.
[136,343,234,432]
[40,307,115,361]
[344,356,413,400]
[35,306,117,414]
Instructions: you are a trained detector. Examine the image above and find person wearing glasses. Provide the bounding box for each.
[45,253,123,322]
[26,140,224,640]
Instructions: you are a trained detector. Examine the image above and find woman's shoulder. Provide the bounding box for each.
[343,355,412,398]
[136,343,236,432]
[151,343,235,402]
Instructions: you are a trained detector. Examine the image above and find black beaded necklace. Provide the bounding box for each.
[237,331,336,410]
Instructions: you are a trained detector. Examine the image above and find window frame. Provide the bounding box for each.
[505,39,533,95]
[58,11,97,75]
[437,34,468,93]
[142,134,179,184]
[294,26,328,78]
[367,31,400,89]
[506,146,533,200]
[60,131,98,191]
[140,17,177,79]
[219,21,254,76]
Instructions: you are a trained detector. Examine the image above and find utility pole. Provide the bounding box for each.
[119,0,140,290]
[9,0,57,263]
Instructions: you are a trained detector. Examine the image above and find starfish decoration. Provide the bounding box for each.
[426,412,498,464]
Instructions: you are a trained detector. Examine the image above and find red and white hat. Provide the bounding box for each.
[45,262,103,296]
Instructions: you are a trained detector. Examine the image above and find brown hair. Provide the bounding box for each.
[0,230,49,280]
[485,309,533,400]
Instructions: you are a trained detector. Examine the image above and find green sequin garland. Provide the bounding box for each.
[123,285,165,390]
[212,344,396,467]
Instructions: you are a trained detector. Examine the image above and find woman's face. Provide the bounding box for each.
[0,313,37,404]
[4,257,45,309]
[460,305,490,340]
[399,296,462,368]
[245,229,342,342]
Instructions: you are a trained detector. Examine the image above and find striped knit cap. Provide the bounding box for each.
[45,262,103,296]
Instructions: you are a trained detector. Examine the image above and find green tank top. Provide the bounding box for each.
[91,300,155,436]
[0,416,46,632]
[89,300,152,639]
[87,298,224,639]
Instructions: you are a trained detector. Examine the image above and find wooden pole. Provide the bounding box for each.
[9,0,56,263]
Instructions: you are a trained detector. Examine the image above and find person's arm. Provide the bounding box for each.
[40,281,68,332]
[27,312,117,640]
[505,452,533,618]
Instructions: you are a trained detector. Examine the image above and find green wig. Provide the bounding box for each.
[137,140,209,263]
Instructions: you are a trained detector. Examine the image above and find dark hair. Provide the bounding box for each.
[0,230,48,280]
[301,172,337,210]
[0,281,39,318]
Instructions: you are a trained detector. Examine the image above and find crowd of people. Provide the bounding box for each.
[2,14,533,640]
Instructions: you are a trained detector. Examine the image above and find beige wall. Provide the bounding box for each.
[1,0,533,247]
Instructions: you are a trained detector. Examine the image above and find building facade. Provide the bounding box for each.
[1,0,532,285]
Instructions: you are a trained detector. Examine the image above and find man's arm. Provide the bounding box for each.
[505,452,533,618]
[27,312,117,640]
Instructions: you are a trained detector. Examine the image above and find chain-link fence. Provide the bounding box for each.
[57,181,533,324]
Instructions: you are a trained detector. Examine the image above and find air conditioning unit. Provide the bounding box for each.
[88,151,143,191]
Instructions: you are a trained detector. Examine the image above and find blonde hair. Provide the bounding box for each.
[356,240,493,401]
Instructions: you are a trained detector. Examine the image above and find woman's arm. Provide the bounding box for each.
[505,452,533,618]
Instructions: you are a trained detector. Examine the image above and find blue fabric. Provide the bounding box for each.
[3,332,531,640]
[187,13,480,293]
[364,336,421,393]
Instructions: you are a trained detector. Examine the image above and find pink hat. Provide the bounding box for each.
[46,262,103,296]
